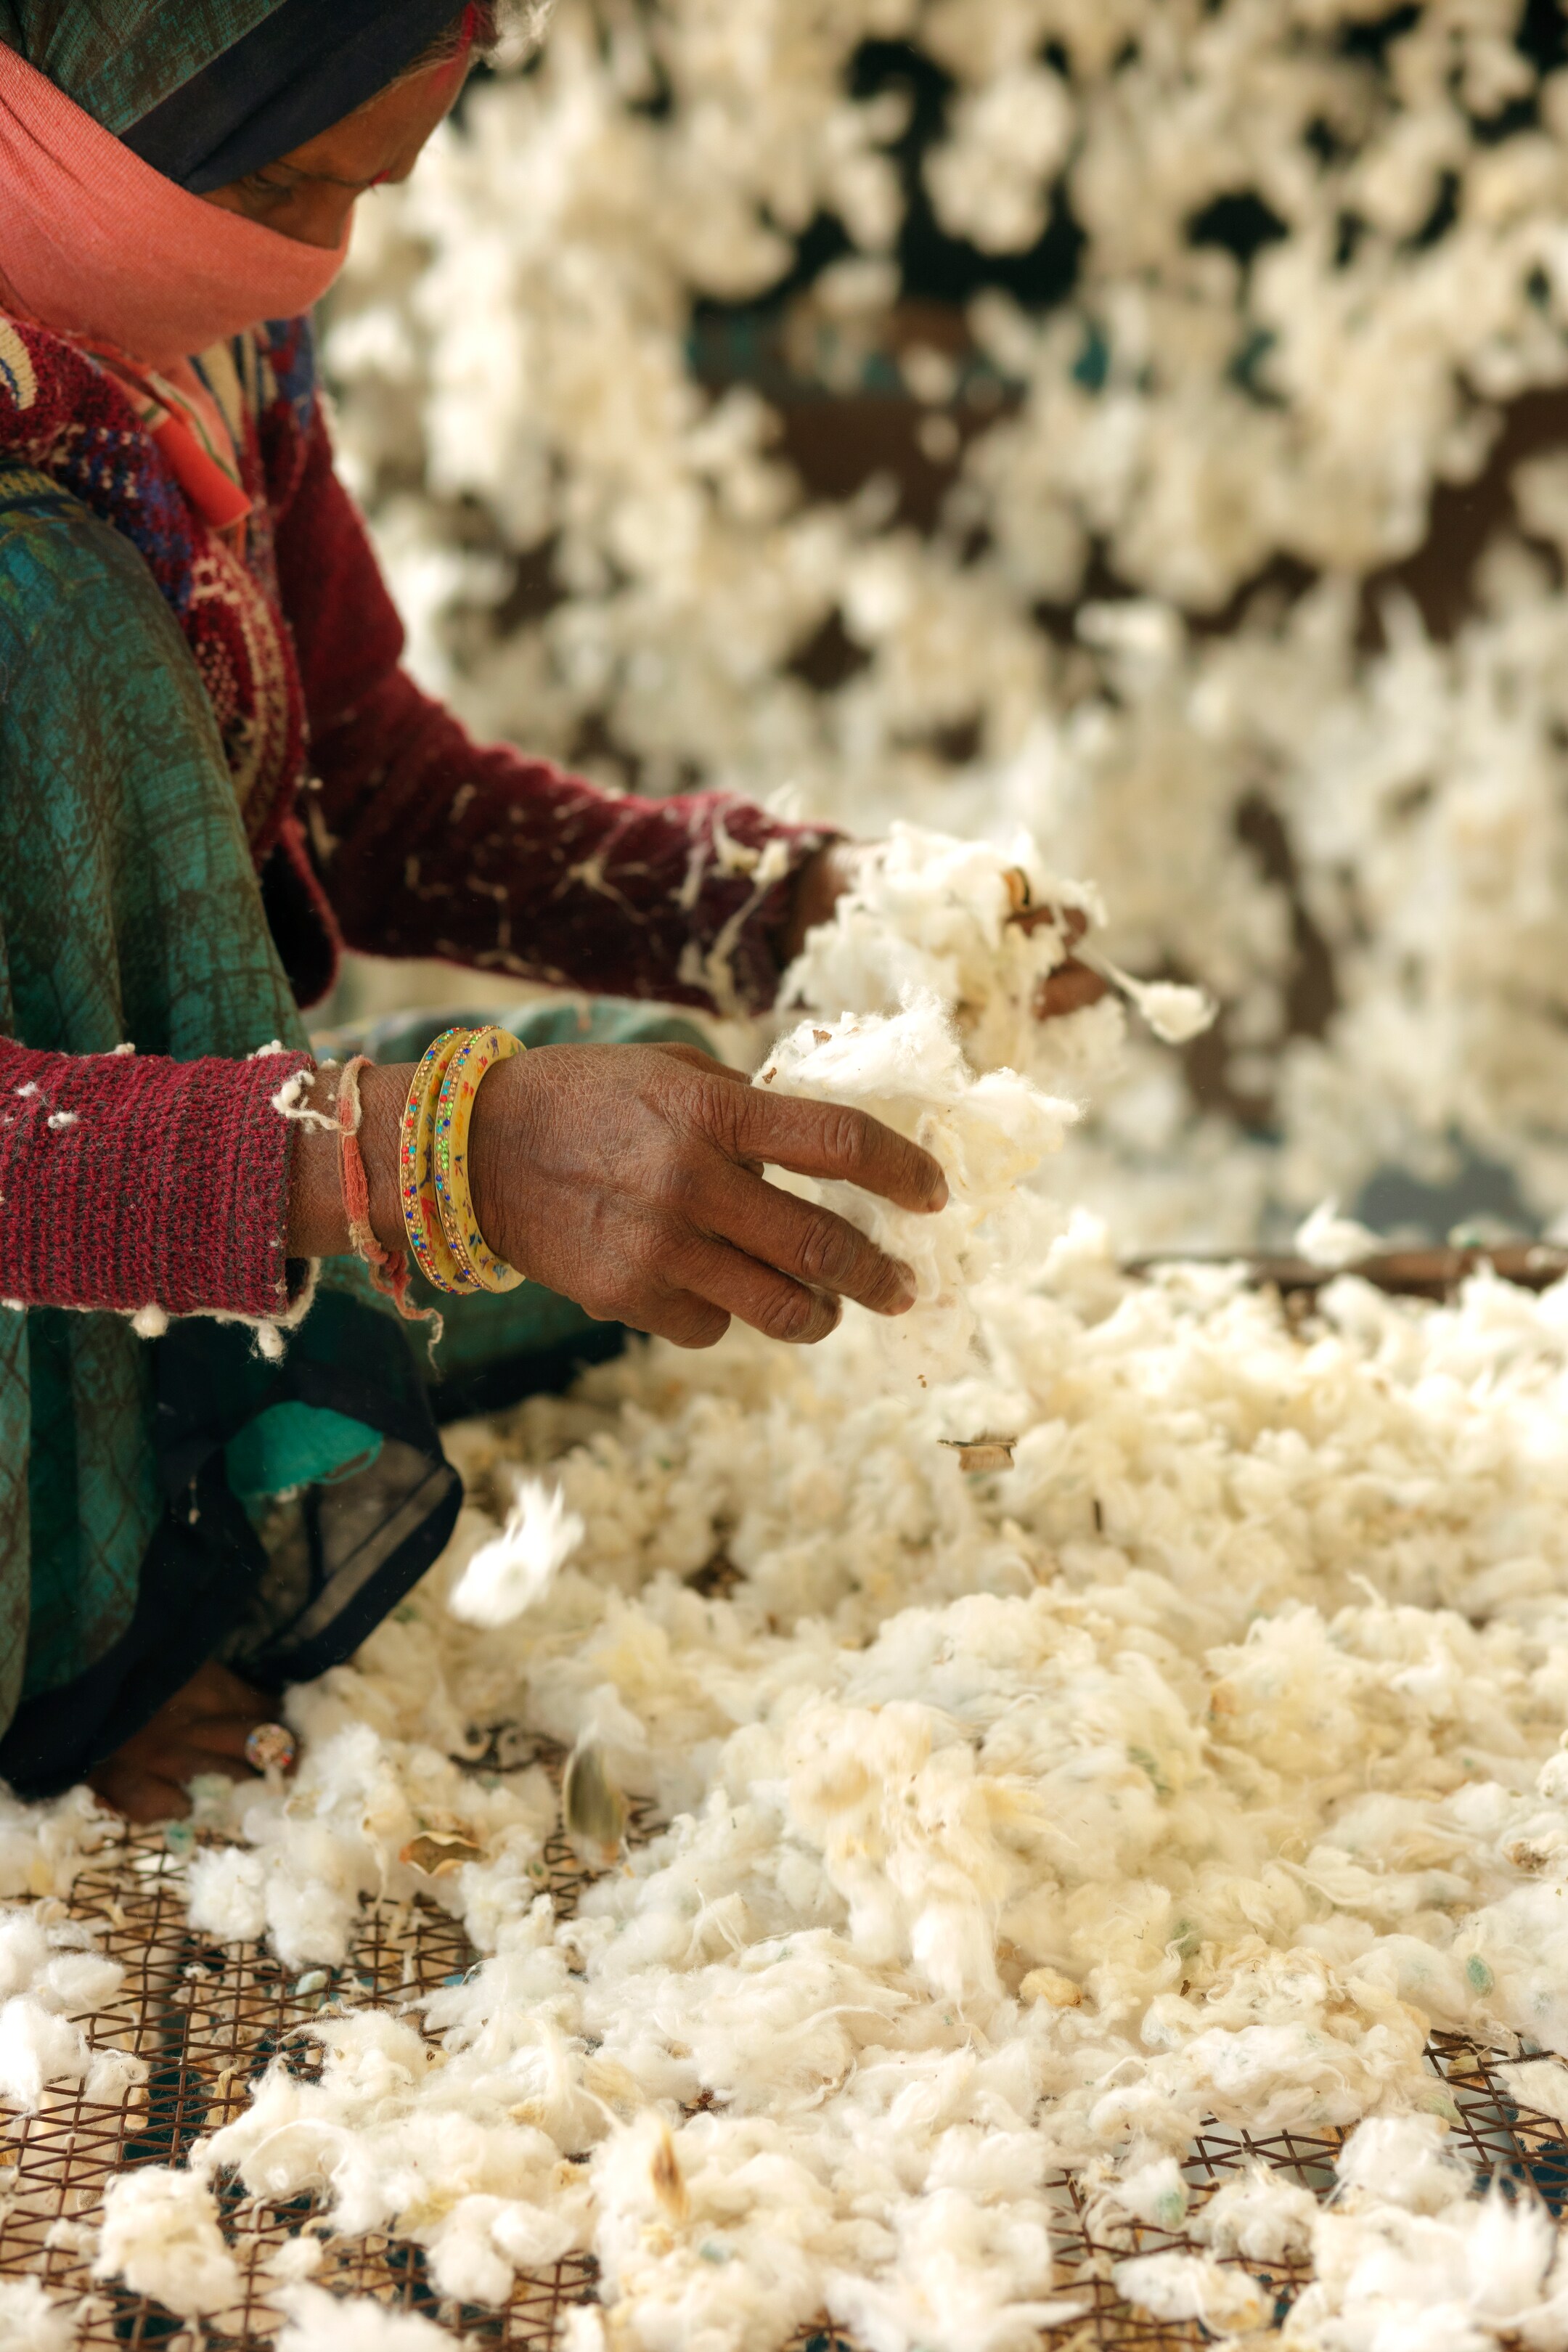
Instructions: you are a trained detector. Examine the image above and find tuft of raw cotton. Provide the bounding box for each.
[187,1846,268,1945]
[274,2285,465,2352]
[558,2310,607,2352]
[447,1477,584,1626]
[755,994,1077,1378]
[94,2171,242,2318]
[1332,2115,1477,2217]
[1498,2059,1568,2133]
[1297,1200,1384,1271]
[0,1910,131,2112]
[1191,2163,1318,2264]
[1113,2253,1269,2335]
[0,2279,79,2352]
[778,824,1116,1089]
[0,1794,113,1904]
[1284,2123,1568,2351]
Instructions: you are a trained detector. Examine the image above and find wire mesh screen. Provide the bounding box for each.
[4,1802,1567,2351]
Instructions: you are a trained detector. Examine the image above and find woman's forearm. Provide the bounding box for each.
[0,1037,310,1319]
[274,412,840,1017]
[308,665,838,1013]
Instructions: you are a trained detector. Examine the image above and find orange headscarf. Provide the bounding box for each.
[0,42,347,526]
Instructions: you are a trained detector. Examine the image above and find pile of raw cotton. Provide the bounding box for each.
[128,1238,1568,2351]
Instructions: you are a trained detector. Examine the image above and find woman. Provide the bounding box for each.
[0,3,1094,1821]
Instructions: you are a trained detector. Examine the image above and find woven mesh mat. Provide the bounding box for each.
[4,1793,1566,2350]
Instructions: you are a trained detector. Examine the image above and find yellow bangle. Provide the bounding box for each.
[433,1025,526,1295]
[399,1028,477,1295]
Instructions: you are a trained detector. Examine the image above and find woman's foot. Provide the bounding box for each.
[87,1661,286,1824]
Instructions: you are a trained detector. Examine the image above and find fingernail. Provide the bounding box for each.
[888,1267,917,1313]
[928,1179,948,1212]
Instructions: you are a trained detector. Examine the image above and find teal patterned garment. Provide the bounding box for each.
[0,460,310,1728]
[0,460,460,1767]
[0,1,278,138]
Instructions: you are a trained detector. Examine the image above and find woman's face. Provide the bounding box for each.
[200,53,471,248]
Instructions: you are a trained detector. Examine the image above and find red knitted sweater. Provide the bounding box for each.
[0,411,831,1322]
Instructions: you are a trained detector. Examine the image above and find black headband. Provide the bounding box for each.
[121,0,460,194]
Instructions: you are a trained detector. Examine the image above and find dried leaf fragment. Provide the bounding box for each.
[563,1739,628,1863]
[399,1831,483,1878]
[940,1434,1017,1472]
[650,2118,689,2222]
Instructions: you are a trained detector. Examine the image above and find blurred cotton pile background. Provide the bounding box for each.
[322,0,1568,1251]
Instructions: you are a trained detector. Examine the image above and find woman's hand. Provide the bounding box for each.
[462,1043,947,1348]
[294,1044,945,1348]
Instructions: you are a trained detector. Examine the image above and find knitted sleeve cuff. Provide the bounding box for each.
[0,1040,314,1320]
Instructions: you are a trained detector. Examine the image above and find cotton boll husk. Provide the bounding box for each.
[94,2170,242,2318]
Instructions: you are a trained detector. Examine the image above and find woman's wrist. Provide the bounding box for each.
[285,1061,412,1261]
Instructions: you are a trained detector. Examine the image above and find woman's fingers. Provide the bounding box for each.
[101,1770,187,1825]
[160,1741,258,1786]
[706,1170,915,1315]
[713,1087,947,1214]
[633,1290,732,1349]
[669,1236,843,1346]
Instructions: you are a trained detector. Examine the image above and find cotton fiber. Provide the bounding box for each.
[755,993,1078,1379]
[0,2279,80,2352]
[94,2171,242,2318]
[447,1477,584,1626]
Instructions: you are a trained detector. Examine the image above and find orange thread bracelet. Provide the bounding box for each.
[335,1057,437,1328]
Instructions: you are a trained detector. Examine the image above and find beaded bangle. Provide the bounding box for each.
[433,1025,526,1295]
[399,1029,476,1294]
